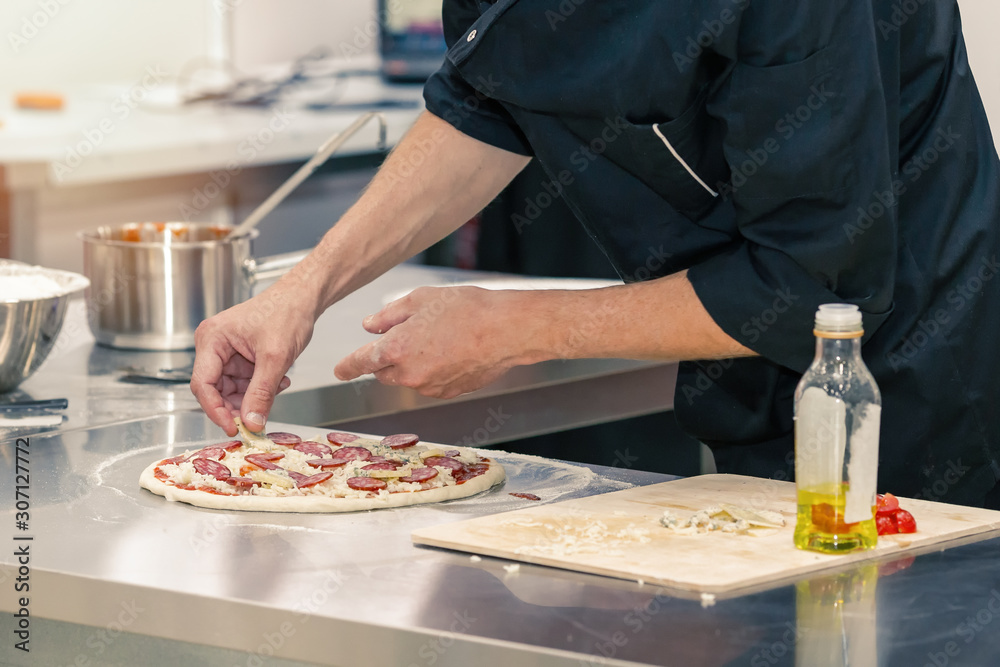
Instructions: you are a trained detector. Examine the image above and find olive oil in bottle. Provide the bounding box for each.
[793,304,880,554]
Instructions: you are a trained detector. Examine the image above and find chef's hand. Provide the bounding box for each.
[190,285,315,435]
[335,287,533,399]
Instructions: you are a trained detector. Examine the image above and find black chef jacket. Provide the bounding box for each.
[423,0,1000,507]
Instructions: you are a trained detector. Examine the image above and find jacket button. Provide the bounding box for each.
[467,29,477,42]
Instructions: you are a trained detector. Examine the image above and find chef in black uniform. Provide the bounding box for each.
[191,0,1000,509]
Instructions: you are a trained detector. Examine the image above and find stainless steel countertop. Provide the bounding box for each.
[2,263,676,445]
[3,412,1000,666]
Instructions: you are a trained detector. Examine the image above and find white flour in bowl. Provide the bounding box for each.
[0,261,89,302]
[0,274,68,300]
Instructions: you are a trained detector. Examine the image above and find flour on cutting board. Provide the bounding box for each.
[504,514,653,558]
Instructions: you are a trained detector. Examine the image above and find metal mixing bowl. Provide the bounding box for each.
[0,260,90,393]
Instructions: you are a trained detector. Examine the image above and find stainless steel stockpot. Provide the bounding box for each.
[80,222,304,350]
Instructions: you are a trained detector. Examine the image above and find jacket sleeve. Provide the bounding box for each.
[688,3,897,372]
[422,0,533,156]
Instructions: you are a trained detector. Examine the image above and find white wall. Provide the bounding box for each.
[1,0,209,89]
[959,0,1000,146]
[0,0,378,91]
[230,0,377,72]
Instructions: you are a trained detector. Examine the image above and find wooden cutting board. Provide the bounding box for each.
[412,474,1000,593]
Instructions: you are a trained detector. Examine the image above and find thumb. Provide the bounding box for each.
[241,353,289,431]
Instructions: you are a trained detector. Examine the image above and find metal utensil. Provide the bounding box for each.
[79,111,389,351]
[228,111,387,238]
[0,398,69,413]
[80,225,305,350]
[118,366,193,384]
[0,261,90,392]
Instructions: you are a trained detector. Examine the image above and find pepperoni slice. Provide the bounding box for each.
[244,452,285,470]
[285,470,334,488]
[192,458,231,480]
[424,456,465,471]
[294,442,334,458]
[195,447,227,461]
[400,467,438,483]
[306,459,346,469]
[381,433,419,449]
[510,492,541,501]
[297,471,334,488]
[362,461,400,471]
[326,431,359,446]
[219,440,243,451]
[454,463,490,484]
[226,476,261,489]
[330,446,372,463]
[445,450,461,457]
[160,454,188,465]
[267,432,302,446]
[347,477,387,491]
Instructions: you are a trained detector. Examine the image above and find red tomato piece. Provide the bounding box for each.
[895,509,917,533]
[876,513,898,535]
[876,493,900,516]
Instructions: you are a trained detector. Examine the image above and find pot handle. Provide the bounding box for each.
[243,250,310,285]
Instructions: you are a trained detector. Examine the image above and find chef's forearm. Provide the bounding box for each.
[284,111,531,318]
[518,270,758,364]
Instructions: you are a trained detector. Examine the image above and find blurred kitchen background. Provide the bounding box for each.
[1,0,997,475]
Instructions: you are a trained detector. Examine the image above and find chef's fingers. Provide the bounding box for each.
[240,350,293,431]
[190,346,237,435]
[334,338,391,381]
[362,287,432,334]
[222,353,256,378]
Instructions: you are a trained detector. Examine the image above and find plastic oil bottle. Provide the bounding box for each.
[793,304,880,553]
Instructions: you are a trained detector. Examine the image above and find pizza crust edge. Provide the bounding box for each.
[138,447,506,513]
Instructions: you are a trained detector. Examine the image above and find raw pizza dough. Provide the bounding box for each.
[139,421,505,512]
